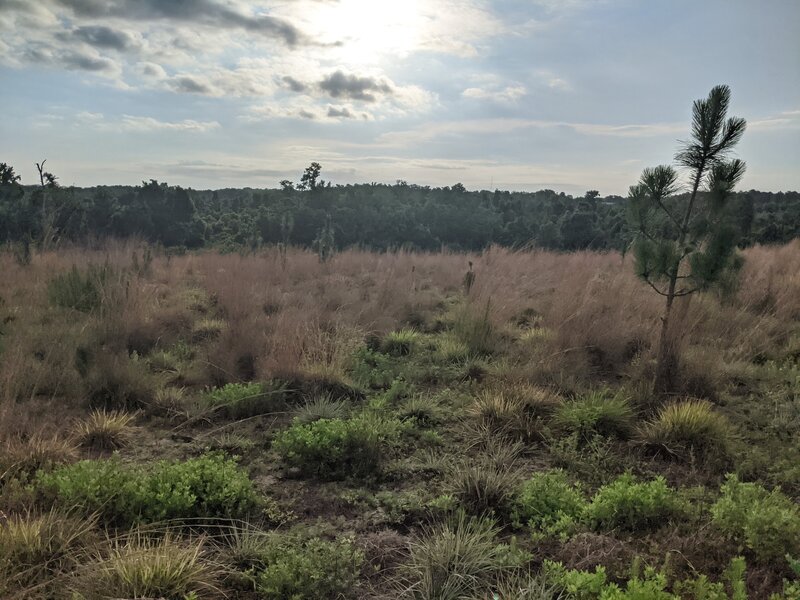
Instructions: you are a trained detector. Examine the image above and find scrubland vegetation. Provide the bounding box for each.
[1,238,799,599]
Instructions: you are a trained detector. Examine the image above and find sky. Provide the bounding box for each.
[0,0,798,195]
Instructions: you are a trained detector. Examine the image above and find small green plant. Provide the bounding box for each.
[512,470,586,537]
[382,328,420,357]
[72,409,137,451]
[255,535,363,599]
[202,381,285,420]
[47,264,113,312]
[349,346,397,389]
[38,453,258,525]
[191,317,226,341]
[553,390,634,441]
[711,474,800,562]
[273,414,405,480]
[586,473,681,532]
[641,399,732,461]
[546,560,680,599]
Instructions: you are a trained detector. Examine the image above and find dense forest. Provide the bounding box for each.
[1,162,798,252]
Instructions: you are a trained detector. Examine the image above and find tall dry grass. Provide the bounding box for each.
[1,240,798,437]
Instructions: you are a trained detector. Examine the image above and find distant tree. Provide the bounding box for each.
[297,162,324,191]
[280,179,294,191]
[314,213,335,262]
[451,182,466,193]
[0,162,21,185]
[36,160,59,189]
[627,85,747,397]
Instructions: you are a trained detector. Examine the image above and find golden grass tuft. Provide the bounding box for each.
[72,409,137,451]
[72,532,222,599]
[640,398,733,460]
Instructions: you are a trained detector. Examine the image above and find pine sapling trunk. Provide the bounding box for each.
[652,163,704,397]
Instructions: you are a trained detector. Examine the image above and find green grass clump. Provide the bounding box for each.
[641,399,732,461]
[0,510,96,597]
[293,394,348,424]
[38,453,257,525]
[73,533,219,599]
[711,474,800,562]
[203,381,285,419]
[452,302,497,356]
[402,511,525,600]
[382,328,420,357]
[273,414,405,480]
[255,536,363,599]
[449,458,520,519]
[553,390,634,441]
[47,264,113,312]
[585,473,681,532]
[512,470,585,536]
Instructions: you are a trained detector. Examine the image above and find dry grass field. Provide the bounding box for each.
[1,241,799,599]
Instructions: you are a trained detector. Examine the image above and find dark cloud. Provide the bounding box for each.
[327,105,354,119]
[298,110,316,120]
[319,70,393,102]
[170,75,214,94]
[282,75,307,93]
[61,50,115,71]
[21,43,117,73]
[49,0,307,46]
[72,25,137,50]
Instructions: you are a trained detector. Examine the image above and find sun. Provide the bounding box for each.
[303,0,425,65]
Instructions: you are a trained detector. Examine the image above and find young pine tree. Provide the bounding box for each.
[627,85,747,397]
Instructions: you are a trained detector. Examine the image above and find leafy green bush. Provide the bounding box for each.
[273,414,405,480]
[349,346,397,389]
[512,470,585,536]
[381,328,420,357]
[641,399,732,461]
[47,264,113,312]
[711,474,800,562]
[38,453,257,525]
[586,473,681,532]
[203,381,286,419]
[256,536,363,600]
[545,561,679,600]
[554,390,634,441]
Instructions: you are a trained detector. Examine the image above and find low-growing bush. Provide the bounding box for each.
[512,470,585,537]
[585,473,681,532]
[72,409,137,451]
[38,453,258,525]
[1,434,78,480]
[273,414,405,480]
[255,535,364,600]
[640,399,732,461]
[72,532,220,599]
[203,381,286,420]
[553,390,634,441]
[711,474,800,562]
[382,328,420,357]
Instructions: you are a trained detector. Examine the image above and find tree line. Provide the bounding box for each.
[1,161,797,253]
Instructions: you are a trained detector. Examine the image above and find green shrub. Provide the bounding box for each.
[641,399,732,461]
[554,390,634,441]
[273,414,405,480]
[586,473,681,532]
[203,381,286,419]
[47,264,113,312]
[545,561,679,600]
[382,328,420,357]
[711,474,800,562]
[512,470,585,536]
[38,453,257,525]
[256,536,363,600]
[349,346,397,389]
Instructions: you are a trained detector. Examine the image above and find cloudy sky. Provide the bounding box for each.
[1,0,798,194]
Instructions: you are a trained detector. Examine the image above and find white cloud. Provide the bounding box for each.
[75,112,220,133]
[463,84,527,103]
